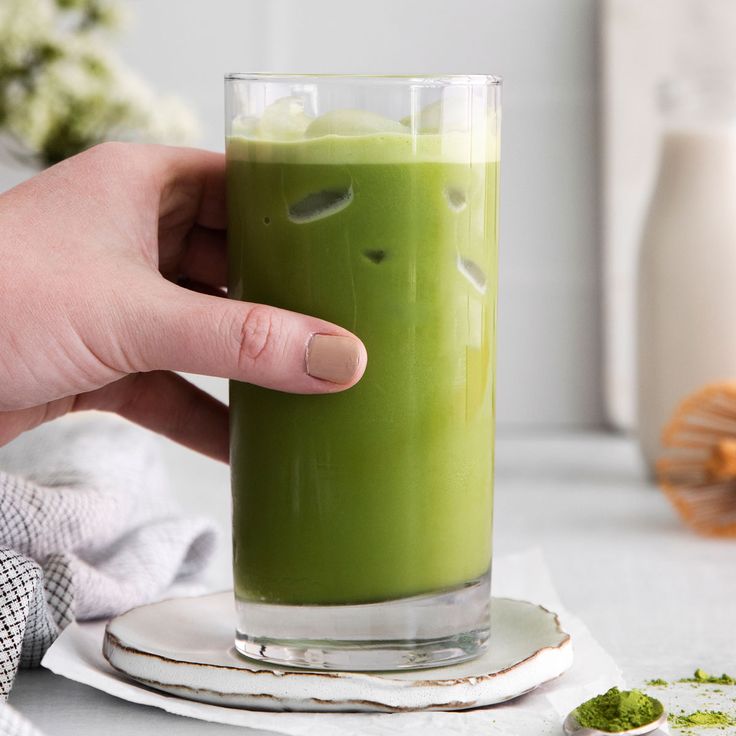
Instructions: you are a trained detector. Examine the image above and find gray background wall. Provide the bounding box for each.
[0,0,604,584]
[0,0,603,428]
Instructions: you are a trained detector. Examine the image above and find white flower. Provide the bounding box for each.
[142,95,201,144]
[0,0,200,166]
[0,0,56,69]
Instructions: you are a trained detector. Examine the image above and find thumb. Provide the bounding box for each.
[133,282,367,393]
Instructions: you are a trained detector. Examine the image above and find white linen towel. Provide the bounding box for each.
[0,412,217,734]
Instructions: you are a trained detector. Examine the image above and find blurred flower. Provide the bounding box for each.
[0,0,198,168]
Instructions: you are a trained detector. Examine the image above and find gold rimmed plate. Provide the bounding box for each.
[102,592,573,713]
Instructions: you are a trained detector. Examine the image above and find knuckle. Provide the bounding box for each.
[81,142,147,178]
[85,140,129,162]
[76,142,138,184]
[236,305,283,369]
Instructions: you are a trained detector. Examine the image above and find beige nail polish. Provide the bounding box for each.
[306,334,361,384]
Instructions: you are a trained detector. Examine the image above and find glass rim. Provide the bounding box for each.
[225,72,502,86]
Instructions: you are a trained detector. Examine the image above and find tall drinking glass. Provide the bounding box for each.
[226,74,500,670]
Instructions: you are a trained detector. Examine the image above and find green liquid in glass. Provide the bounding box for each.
[227,135,498,606]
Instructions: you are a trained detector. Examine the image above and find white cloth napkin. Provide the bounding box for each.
[0,413,217,733]
[42,548,625,736]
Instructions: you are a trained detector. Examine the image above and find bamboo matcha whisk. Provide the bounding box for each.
[657,381,736,536]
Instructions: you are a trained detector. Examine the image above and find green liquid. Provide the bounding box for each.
[227,135,499,606]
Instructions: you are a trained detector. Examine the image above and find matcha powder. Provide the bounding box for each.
[670,710,736,728]
[575,687,664,732]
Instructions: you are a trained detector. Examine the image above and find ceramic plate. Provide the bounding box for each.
[103,593,573,713]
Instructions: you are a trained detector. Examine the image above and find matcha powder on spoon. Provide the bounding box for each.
[575,687,664,732]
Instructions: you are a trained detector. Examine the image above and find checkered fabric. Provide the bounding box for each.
[0,413,217,735]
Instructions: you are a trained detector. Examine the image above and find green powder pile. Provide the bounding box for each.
[669,710,736,728]
[645,668,736,688]
[681,669,736,686]
[575,687,663,732]
[640,670,736,733]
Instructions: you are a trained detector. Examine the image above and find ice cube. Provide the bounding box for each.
[288,187,353,223]
[305,109,407,138]
[401,95,473,134]
[445,187,467,212]
[257,96,312,141]
[457,256,487,294]
[231,115,259,137]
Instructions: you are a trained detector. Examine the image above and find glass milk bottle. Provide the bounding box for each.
[638,75,736,474]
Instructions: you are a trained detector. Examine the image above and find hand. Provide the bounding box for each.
[0,143,367,462]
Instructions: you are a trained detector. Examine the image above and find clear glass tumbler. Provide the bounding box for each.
[226,74,501,670]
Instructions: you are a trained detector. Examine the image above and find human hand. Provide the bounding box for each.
[0,143,367,462]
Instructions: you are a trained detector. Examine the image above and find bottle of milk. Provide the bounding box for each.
[638,74,736,475]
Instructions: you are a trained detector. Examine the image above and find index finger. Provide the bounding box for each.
[153,145,227,232]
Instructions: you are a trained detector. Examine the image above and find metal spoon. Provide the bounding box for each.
[563,705,668,736]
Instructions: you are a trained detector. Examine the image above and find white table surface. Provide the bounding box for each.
[10,430,736,734]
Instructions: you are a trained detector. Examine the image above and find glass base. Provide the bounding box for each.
[234,572,490,671]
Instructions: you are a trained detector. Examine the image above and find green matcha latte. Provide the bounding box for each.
[227,99,499,608]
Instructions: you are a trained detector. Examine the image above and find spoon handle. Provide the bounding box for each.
[562,718,609,736]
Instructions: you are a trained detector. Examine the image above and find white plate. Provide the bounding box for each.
[103,593,573,713]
